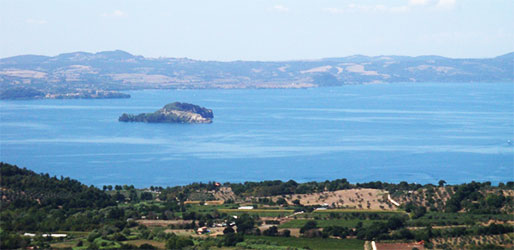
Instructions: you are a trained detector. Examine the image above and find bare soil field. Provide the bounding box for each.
[374,242,425,250]
[122,239,166,249]
[163,229,196,237]
[164,228,226,237]
[268,188,394,210]
[211,187,237,201]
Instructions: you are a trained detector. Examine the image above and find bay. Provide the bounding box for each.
[1,82,513,187]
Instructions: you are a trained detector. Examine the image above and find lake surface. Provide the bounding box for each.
[1,83,513,187]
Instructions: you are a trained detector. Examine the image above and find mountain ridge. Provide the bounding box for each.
[0,50,512,96]
[2,50,513,62]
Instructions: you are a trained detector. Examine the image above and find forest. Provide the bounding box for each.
[1,162,512,249]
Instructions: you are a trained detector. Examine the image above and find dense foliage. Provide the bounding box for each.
[0,162,114,210]
[229,179,444,197]
[2,162,513,250]
[445,182,512,213]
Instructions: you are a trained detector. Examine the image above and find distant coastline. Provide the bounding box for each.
[0,50,512,100]
[0,87,130,100]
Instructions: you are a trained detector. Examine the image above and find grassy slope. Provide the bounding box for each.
[279,219,384,228]
[245,236,364,250]
[313,209,405,214]
[217,209,294,217]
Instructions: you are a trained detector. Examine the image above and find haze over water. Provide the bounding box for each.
[1,82,513,187]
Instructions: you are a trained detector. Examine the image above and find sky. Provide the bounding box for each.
[1,0,513,61]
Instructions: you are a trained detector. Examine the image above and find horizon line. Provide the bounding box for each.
[2,49,513,62]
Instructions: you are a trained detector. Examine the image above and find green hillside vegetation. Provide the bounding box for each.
[0,162,114,210]
[1,162,513,250]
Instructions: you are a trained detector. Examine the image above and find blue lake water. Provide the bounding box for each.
[1,82,513,187]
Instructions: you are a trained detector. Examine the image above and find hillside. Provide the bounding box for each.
[1,162,513,250]
[0,162,114,210]
[0,51,512,98]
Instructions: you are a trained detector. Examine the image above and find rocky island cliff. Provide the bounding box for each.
[119,102,213,124]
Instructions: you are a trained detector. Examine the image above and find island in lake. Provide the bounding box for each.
[119,102,213,124]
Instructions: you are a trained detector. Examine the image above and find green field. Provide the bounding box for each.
[121,240,166,249]
[187,204,237,213]
[408,212,514,226]
[313,209,405,214]
[93,238,122,249]
[118,200,165,209]
[217,209,294,217]
[279,219,384,228]
[243,236,364,250]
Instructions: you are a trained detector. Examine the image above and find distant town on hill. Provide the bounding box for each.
[0,50,512,99]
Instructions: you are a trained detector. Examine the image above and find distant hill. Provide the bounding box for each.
[0,51,512,94]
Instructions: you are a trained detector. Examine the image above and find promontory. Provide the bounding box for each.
[119,102,213,124]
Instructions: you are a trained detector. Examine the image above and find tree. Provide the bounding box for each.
[88,242,99,250]
[386,216,406,230]
[300,220,317,234]
[139,243,156,249]
[140,192,153,200]
[485,194,505,208]
[263,226,279,236]
[112,233,127,241]
[222,233,244,246]
[303,229,323,238]
[166,235,193,249]
[87,231,101,242]
[130,190,138,202]
[235,214,255,234]
[114,192,125,202]
[276,198,287,206]
[0,232,28,249]
[323,226,350,238]
[438,180,446,187]
[412,206,427,219]
[356,222,389,240]
[223,227,235,234]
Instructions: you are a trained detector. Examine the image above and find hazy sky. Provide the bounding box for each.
[1,0,513,60]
